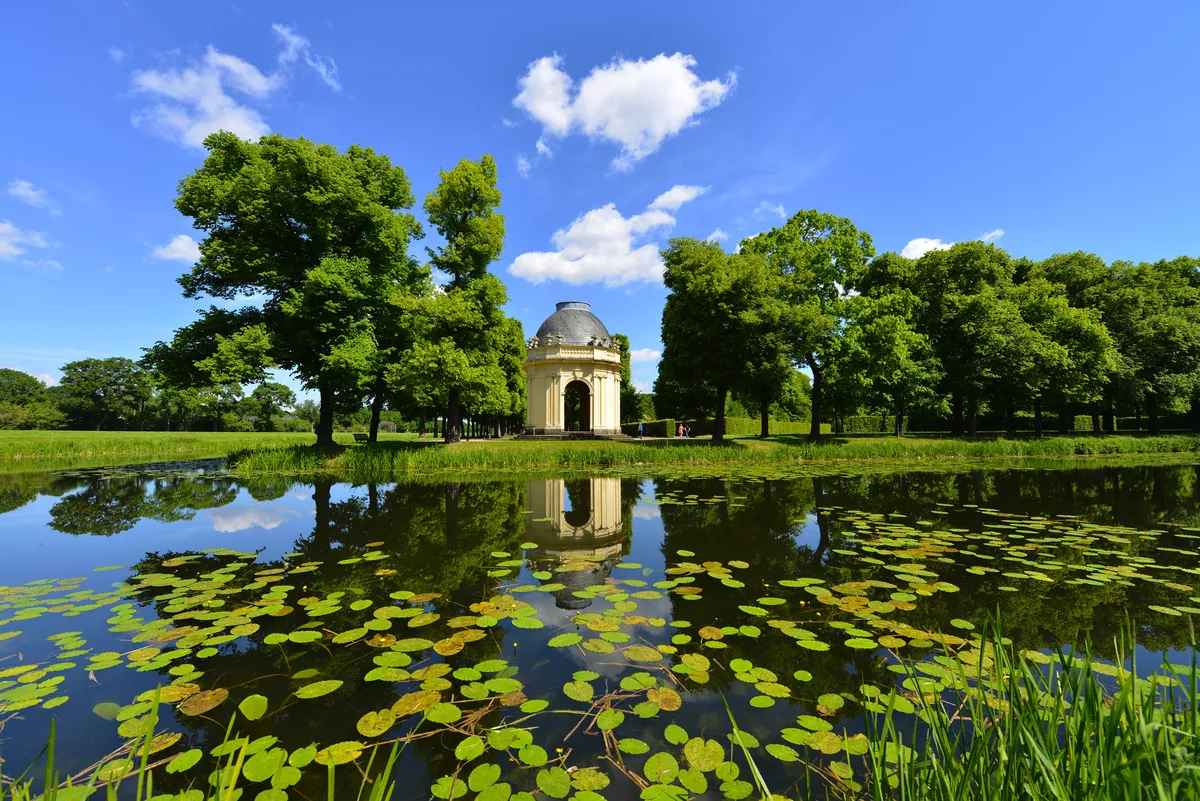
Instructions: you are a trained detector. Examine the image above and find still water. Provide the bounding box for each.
[1,461,1199,798]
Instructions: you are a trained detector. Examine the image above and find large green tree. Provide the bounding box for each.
[55,357,151,430]
[657,238,777,442]
[740,210,874,439]
[158,132,425,447]
[403,154,507,443]
[0,368,45,406]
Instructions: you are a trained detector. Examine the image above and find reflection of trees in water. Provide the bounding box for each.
[124,478,529,800]
[48,476,240,536]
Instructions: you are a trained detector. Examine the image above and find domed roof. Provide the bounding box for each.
[535,301,611,346]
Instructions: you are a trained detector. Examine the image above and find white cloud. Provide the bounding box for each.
[632,376,654,393]
[513,53,735,171]
[108,47,126,63]
[131,25,338,149]
[900,237,953,259]
[152,234,201,262]
[648,184,707,212]
[900,228,1003,259]
[980,228,1005,243]
[501,117,519,128]
[7,180,59,215]
[271,23,341,91]
[632,504,661,520]
[0,220,49,260]
[754,201,786,220]
[516,155,532,179]
[629,348,661,363]
[509,186,705,286]
[705,228,727,242]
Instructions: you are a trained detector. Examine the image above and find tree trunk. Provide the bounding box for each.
[1034,398,1044,439]
[894,407,905,437]
[968,394,978,437]
[1147,391,1160,435]
[1103,393,1115,433]
[811,477,830,565]
[1006,399,1017,438]
[418,414,426,438]
[951,393,964,437]
[713,384,728,443]
[368,378,385,443]
[807,354,823,440]
[760,389,770,439]
[445,391,462,443]
[315,384,336,448]
[1092,404,1101,434]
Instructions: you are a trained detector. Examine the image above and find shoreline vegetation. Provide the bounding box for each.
[5,430,1200,478]
[227,433,1200,478]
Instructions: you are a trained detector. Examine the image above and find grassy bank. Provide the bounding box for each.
[226,433,1200,479]
[0,430,415,465]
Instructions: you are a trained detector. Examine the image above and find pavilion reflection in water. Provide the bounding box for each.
[525,478,627,609]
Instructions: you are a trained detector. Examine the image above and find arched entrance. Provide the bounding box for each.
[564,380,591,432]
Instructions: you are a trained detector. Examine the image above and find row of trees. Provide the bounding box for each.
[0,362,303,432]
[143,133,528,445]
[656,209,1200,441]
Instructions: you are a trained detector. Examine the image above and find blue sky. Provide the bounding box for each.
[2,1,1197,398]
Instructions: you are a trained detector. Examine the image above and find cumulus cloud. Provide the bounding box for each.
[513,53,735,171]
[516,155,532,179]
[629,348,661,363]
[754,201,786,220]
[0,220,50,260]
[901,237,953,259]
[152,234,201,262]
[130,25,338,149]
[901,228,1004,259]
[509,186,704,286]
[7,180,59,215]
[649,184,707,212]
[980,228,1005,243]
[705,228,727,242]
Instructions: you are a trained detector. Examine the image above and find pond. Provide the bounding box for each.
[2,460,1199,798]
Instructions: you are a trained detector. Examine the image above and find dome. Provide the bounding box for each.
[534,301,611,346]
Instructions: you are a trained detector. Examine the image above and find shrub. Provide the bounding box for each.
[273,416,312,433]
[19,401,67,430]
[379,420,397,433]
[220,412,255,432]
[0,402,22,430]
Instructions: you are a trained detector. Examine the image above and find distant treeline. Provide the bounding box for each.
[653,209,1200,440]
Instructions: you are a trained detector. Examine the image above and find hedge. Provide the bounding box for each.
[622,418,675,438]
[681,417,831,436]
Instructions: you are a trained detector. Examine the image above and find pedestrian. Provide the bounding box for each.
[677,422,684,438]
[638,422,644,438]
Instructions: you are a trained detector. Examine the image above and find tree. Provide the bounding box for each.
[740,210,875,439]
[55,357,151,430]
[658,238,778,442]
[613,333,641,425]
[294,400,320,428]
[245,382,298,431]
[20,400,68,430]
[161,132,425,447]
[415,154,506,443]
[0,368,45,406]
[0,403,21,429]
[837,291,942,436]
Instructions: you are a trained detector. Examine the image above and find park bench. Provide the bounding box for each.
[353,433,370,443]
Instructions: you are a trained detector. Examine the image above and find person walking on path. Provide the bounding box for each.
[638,422,644,438]
[677,423,684,438]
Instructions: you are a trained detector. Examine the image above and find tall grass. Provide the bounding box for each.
[226,434,1200,480]
[862,619,1200,800]
[0,431,414,464]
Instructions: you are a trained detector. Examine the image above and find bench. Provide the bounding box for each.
[353,433,370,443]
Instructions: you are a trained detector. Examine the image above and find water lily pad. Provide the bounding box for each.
[315,741,364,766]
[426,702,462,723]
[238,693,268,721]
[536,767,571,798]
[294,680,342,699]
[357,708,396,737]
[178,687,228,716]
[597,708,625,731]
[644,752,680,784]
[547,633,582,648]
